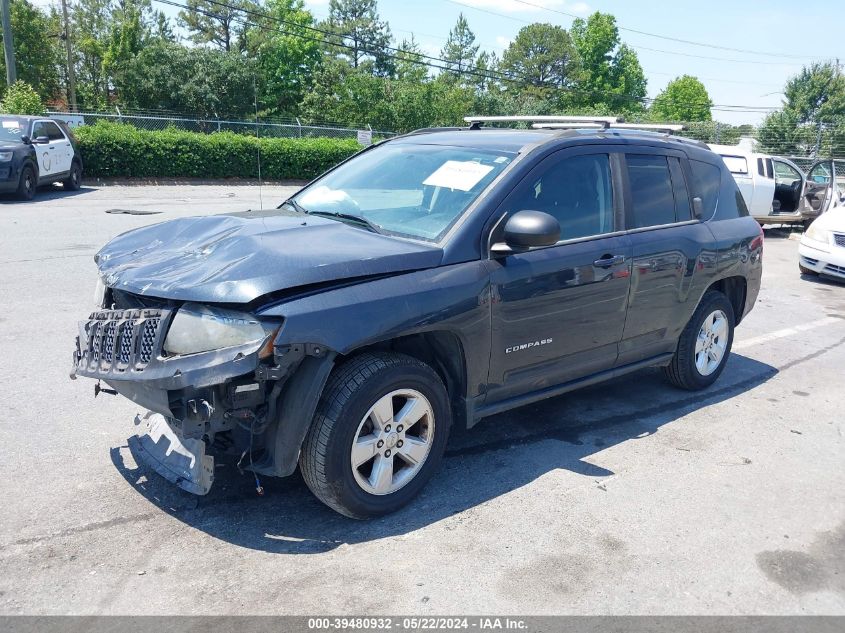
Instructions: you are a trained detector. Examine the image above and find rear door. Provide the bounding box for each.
[486,147,632,403]
[617,150,716,365]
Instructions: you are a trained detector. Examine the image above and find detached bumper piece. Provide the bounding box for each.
[129,412,214,495]
[72,308,169,379]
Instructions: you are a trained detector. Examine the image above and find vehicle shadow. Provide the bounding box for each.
[111,353,777,554]
[0,184,93,203]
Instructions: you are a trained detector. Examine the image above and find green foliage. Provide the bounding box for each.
[74,122,361,179]
[0,0,62,103]
[178,0,255,52]
[500,23,580,105]
[0,81,46,115]
[782,62,845,125]
[324,0,393,75]
[650,75,713,122]
[571,12,647,112]
[117,41,258,118]
[440,13,478,81]
[246,0,321,115]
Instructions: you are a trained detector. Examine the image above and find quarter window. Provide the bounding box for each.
[626,154,676,228]
[508,153,614,241]
[689,160,721,219]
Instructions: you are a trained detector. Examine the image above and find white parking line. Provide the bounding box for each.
[733,316,843,350]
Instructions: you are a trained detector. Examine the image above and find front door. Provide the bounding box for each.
[31,120,72,180]
[805,160,841,215]
[486,149,632,404]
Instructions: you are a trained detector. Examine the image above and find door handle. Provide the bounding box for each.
[593,254,625,268]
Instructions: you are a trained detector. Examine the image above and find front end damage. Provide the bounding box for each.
[71,302,335,495]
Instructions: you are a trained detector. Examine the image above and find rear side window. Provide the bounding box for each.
[627,154,676,228]
[668,157,692,222]
[721,155,748,175]
[689,160,721,219]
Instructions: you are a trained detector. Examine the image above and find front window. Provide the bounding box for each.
[0,118,27,142]
[774,160,801,185]
[291,143,514,241]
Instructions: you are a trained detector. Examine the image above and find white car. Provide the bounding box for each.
[799,207,845,280]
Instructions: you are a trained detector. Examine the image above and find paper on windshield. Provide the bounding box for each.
[423,160,494,192]
[2,120,21,129]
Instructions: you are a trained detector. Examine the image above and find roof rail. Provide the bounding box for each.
[464,115,619,130]
[531,122,685,133]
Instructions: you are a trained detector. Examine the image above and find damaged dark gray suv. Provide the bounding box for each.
[72,118,763,518]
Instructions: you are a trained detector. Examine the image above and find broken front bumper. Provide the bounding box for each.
[71,307,268,420]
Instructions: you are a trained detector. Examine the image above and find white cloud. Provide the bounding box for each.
[495,35,512,50]
[456,0,590,14]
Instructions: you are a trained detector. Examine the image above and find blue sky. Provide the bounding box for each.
[31,0,844,124]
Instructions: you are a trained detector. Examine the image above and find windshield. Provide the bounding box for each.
[291,142,514,241]
[0,118,27,142]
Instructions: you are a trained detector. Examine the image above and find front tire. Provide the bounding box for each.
[63,161,82,191]
[799,263,817,275]
[663,290,735,391]
[300,353,451,519]
[16,165,36,200]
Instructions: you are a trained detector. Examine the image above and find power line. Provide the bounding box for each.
[155,0,780,114]
[508,0,829,61]
[445,0,809,67]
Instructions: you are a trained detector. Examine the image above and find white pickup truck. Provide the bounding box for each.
[709,143,776,220]
[710,142,841,226]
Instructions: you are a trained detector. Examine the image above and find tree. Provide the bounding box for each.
[118,41,258,118]
[394,36,428,83]
[179,0,256,52]
[0,80,46,114]
[782,62,845,125]
[473,50,498,92]
[650,75,713,122]
[0,0,62,103]
[571,11,646,112]
[324,0,393,75]
[440,13,478,81]
[500,23,580,102]
[245,0,321,115]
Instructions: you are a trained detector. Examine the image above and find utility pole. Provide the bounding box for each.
[61,0,77,110]
[1,0,16,86]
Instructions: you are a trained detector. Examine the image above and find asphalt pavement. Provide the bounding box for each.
[0,183,843,615]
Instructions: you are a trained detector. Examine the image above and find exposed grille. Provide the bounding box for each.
[801,256,819,266]
[77,309,164,372]
[825,263,845,276]
[834,233,845,248]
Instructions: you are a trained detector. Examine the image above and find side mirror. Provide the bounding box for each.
[692,196,704,219]
[34,136,50,144]
[21,135,31,145]
[491,210,560,256]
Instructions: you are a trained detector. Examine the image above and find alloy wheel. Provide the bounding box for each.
[350,389,435,495]
[695,309,728,376]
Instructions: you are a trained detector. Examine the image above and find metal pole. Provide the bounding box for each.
[1,0,16,86]
[814,119,823,158]
[61,0,77,110]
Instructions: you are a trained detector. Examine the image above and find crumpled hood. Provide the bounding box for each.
[96,213,444,304]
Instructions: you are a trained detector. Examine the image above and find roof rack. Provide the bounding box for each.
[464,115,619,130]
[531,122,685,133]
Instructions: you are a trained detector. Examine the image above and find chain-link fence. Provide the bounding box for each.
[46,109,397,140]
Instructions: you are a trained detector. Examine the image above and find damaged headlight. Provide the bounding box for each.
[164,303,270,356]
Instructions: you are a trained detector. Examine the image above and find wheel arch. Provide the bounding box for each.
[339,330,470,431]
[706,275,748,324]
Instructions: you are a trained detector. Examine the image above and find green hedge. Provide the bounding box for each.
[73,122,362,180]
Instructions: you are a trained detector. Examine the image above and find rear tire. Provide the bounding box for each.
[63,161,82,191]
[663,290,735,391]
[300,352,451,519]
[16,165,36,201]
